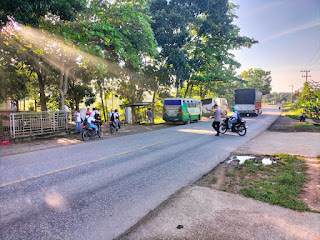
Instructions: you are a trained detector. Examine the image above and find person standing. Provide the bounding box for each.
[74,110,81,133]
[86,108,91,116]
[278,102,281,110]
[147,108,153,124]
[212,104,225,136]
[64,105,69,121]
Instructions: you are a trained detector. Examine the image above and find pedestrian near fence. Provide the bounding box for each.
[74,110,82,133]
[212,104,225,136]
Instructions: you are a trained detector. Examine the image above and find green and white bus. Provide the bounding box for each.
[163,98,202,124]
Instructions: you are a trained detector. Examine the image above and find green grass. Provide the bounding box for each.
[287,124,320,132]
[223,154,310,211]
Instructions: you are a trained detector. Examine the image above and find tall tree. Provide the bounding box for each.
[150,0,257,97]
[241,68,272,95]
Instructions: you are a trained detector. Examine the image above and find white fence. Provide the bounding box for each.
[0,111,74,138]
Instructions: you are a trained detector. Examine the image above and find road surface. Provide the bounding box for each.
[0,106,280,240]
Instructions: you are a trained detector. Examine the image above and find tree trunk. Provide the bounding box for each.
[152,88,157,123]
[100,88,106,122]
[189,83,194,98]
[176,83,179,97]
[38,73,47,111]
[34,98,37,112]
[184,82,190,98]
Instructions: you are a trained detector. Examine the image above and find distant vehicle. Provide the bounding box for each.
[163,98,202,124]
[234,89,262,116]
[201,98,229,116]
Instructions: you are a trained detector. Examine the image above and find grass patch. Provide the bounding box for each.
[221,154,310,211]
[287,124,320,132]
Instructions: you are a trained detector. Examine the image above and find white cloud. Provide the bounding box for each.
[261,20,320,43]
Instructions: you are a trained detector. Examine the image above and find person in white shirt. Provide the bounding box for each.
[87,115,98,132]
[114,109,120,128]
[90,108,96,118]
[74,110,82,133]
[228,107,241,129]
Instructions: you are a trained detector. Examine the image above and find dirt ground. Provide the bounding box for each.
[198,115,320,212]
[300,157,320,212]
[0,122,175,157]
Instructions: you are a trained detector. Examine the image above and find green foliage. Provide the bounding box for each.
[298,81,320,119]
[150,0,257,97]
[0,0,86,27]
[241,68,272,95]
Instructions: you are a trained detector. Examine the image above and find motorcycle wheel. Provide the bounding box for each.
[219,123,227,134]
[110,125,114,134]
[98,129,103,138]
[237,125,247,136]
[82,130,90,141]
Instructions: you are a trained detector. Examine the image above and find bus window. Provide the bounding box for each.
[164,100,181,105]
[201,99,213,105]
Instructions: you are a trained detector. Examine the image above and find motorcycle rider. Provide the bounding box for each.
[87,114,98,133]
[114,109,120,128]
[228,107,241,129]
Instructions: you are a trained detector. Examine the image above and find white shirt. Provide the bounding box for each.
[74,112,81,122]
[232,111,238,120]
[87,116,95,124]
[90,111,96,118]
[114,112,120,119]
[64,105,69,112]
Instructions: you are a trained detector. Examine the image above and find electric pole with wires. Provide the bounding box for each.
[301,70,311,82]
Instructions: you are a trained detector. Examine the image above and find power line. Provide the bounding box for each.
[302,41,320,70]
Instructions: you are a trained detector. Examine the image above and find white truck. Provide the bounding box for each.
[234,89,262,116]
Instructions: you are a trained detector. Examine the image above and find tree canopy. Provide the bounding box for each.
[0,0,268,116]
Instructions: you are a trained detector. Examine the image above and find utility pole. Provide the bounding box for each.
[301,70,311,82]
[289,85,294,103]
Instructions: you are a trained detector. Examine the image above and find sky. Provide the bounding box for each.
[231,0,320,93]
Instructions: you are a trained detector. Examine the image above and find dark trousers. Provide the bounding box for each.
[212,121,220,134]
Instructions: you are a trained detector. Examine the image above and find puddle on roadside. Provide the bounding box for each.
[227,155,277,166]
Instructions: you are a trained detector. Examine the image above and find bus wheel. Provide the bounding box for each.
[185,117,191,125]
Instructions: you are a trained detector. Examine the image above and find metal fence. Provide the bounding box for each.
[0,111,73,138]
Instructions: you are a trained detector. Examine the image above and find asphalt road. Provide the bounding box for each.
[0,106,280,240]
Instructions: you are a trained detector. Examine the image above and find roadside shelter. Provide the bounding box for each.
[120,102,155,124]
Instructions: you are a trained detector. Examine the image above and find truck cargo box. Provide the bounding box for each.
[235,89,262,104]
[235,89,262,116]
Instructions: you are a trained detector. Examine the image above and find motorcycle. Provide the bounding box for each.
[219,117,247,136]
[109,120,120,134]
[81,121,103,141]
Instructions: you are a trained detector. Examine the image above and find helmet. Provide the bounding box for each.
[233,107,238,111]
[115,109,118,112]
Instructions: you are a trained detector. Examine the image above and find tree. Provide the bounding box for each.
[150,0,257,97]
[0,0,86,27]
[241,68,272,95]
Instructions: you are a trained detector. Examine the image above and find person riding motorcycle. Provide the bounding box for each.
[114,109,121,128]
[228,107,242,129]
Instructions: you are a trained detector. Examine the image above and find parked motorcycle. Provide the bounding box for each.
[219,117,247,136]
[81,121,103,141]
